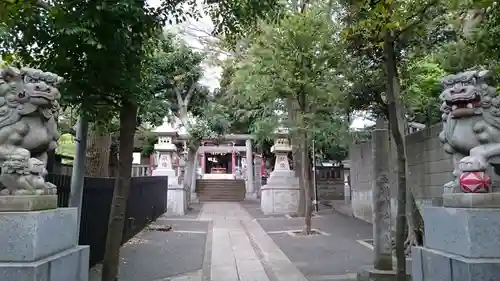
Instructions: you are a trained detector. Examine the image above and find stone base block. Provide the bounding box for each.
[167,186,187,216]
[261,185,299,215]
[0,195,57,212]
[357,266,411,281]
[190,192,199,204]
[443,193,500,208]
[423,206,500,258]
[266,170,298,186]
[0,246,89,281]
[152,167,176,180]
[0,208,78,262]
[412,246,500,281]
[246,192,257,200]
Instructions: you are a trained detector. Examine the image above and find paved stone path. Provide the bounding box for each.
[90,202,370,281]
[200,202,308,281]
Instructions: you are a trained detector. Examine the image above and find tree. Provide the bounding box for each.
[230,6,350,234]
[339,0,447,278]
[143,33,214,203]
[435,1,499,75]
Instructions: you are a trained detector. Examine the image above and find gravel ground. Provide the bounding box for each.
[243,203,374,281]
[89,212,210,281]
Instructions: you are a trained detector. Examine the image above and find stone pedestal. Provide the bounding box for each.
[154,167,186,216]
[412,204,500,281]
[0,208,89,281]
[0,195,57,211]
[152,123,186,216]
[261,170,299,214]
[245,139,254,197]
[261,132,299,215]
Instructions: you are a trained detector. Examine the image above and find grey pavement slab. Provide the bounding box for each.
[200,202,309,281]
[153,219,209,233]
[241,199,289,219]
[89,218,209,281]
[160,203,204,220]
[243,203,373,281]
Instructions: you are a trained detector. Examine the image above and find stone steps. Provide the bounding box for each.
[196,179,246,202]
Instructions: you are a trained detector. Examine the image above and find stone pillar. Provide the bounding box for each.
[232,150,236,175]
[152,124,186,216]
[371,120,392,270]
[246,139,254,196]
[190,151,199,203]
[260,131,300,215]
[344,171,351,203]
[358,118,404,281]
[200,153,205,175]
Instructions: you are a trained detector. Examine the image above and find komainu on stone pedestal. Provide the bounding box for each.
[439,70,500,194]
[413,70,500,281]
[0,66,62,203]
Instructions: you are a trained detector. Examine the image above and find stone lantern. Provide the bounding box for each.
[152,120,186,216]
[260,127,299,215]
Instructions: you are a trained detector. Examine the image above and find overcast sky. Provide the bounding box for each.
[147,0,222,91]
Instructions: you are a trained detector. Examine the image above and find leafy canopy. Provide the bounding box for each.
[229,7,350,149]
[0,0,201,123]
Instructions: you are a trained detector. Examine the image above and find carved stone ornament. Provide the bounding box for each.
[0,66,62,197]
[439,70,500,193]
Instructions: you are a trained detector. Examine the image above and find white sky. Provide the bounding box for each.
[147,0,222,91]
[146,0,371,129]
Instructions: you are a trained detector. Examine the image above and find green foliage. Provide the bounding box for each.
[0,0,200,125]
[207,0,286,49]
[136,33,226,145]
[230,8,349,147]
[3,1,150,117]
[138,33,206,126]
[402,57,446,125]
[136,127,158,157]
[338,0,452,122]
[435,4,500,75]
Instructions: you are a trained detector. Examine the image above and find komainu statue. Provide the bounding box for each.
[0,66,62,196]
[439,70,500,193]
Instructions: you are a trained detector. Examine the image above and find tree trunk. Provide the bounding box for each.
[383,33,407,281]
[183,144,199,205]
[302,132,312,234]
[85,126,112,177]
[287,97,305,217]
[297,88,312,232]
[405,189,424,253]
[293,137,305,217]
[108,135,119,177]
[101,101,138,281]
[308,148,315,211]
[190,147,199,194]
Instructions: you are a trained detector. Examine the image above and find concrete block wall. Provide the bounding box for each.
[406,124,453,208]
[349,139,399,223]
[349,123,453,224]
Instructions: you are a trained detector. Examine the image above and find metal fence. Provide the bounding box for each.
[52,163,153,177]
[51,174,168,267]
